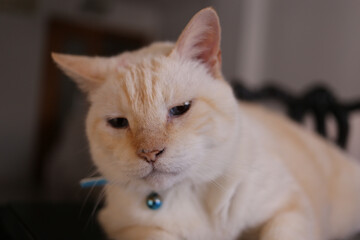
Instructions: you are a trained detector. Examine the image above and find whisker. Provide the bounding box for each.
[84,187,106,230]
[92,188,106,218]
[86,168,101,178]
[79,182,97,217]
[79,167,103,215]
[210,179,225,191]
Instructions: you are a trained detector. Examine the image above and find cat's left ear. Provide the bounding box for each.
[52,53,109,93]
[170,7,222,78]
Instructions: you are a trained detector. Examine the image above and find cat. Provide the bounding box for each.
[52,7,360,240]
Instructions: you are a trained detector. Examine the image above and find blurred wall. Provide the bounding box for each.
[265,0,360,99]
[0,10,44,199]
[234,0,360,101]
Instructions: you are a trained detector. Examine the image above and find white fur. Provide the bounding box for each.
[98,100,360,240]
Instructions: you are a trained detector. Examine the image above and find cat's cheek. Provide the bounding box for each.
[87,115,128,152]
[86,120,128,179]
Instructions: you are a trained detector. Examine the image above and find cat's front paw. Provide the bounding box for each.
[110,226,179,240]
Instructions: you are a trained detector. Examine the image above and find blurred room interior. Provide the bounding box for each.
[0,0,359,204]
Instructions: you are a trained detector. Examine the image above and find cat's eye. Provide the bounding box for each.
[169,101,191,117]
[107,117,129,129]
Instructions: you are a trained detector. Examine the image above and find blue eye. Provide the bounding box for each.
[169,101,191,117]
[107,118,129,129]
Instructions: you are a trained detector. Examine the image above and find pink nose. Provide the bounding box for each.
[137,148,165,163]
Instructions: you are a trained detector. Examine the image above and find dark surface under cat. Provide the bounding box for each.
[0,203,107,240]
[1,202,360,240]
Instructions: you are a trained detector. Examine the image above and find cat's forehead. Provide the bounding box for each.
[92,52,208,119]
[118,57,199,98]
[121,58,168,108]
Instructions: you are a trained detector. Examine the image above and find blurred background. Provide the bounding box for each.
[0,0,359,203]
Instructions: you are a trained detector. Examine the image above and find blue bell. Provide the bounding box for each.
[146,192,162,210]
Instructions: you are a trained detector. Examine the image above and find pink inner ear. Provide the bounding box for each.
[52,53,110,93]
[171,8,222,77]
[194,24,220,67]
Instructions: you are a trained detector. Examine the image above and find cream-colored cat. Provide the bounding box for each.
[52,7,360,240]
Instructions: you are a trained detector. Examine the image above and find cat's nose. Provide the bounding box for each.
[137,148,165,163]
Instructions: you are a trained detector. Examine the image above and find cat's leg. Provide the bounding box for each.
[259,201,321,240]
[108,226,179,240]
[98,209,180,240]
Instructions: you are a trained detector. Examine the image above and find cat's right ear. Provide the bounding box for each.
[52,53,108,93]
[170,7,222,78]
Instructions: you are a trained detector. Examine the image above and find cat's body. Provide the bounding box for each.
[98,99,360,240]
[53,8,360,240]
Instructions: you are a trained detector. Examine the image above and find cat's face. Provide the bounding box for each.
[87,54,237,190]
[53,8,239,191]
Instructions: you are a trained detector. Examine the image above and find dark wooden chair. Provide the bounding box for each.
[232,81,360,149]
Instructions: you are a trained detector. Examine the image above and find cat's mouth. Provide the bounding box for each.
[142,168,179,180]
[139,167,182,190]
[137,163,186,189]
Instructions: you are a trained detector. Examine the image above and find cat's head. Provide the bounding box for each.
[53,7,239,191]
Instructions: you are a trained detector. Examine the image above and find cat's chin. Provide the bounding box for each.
[141,170,183,190]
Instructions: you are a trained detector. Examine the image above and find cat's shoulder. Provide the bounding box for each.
[236,101,322,146]
[237,101,287,127]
